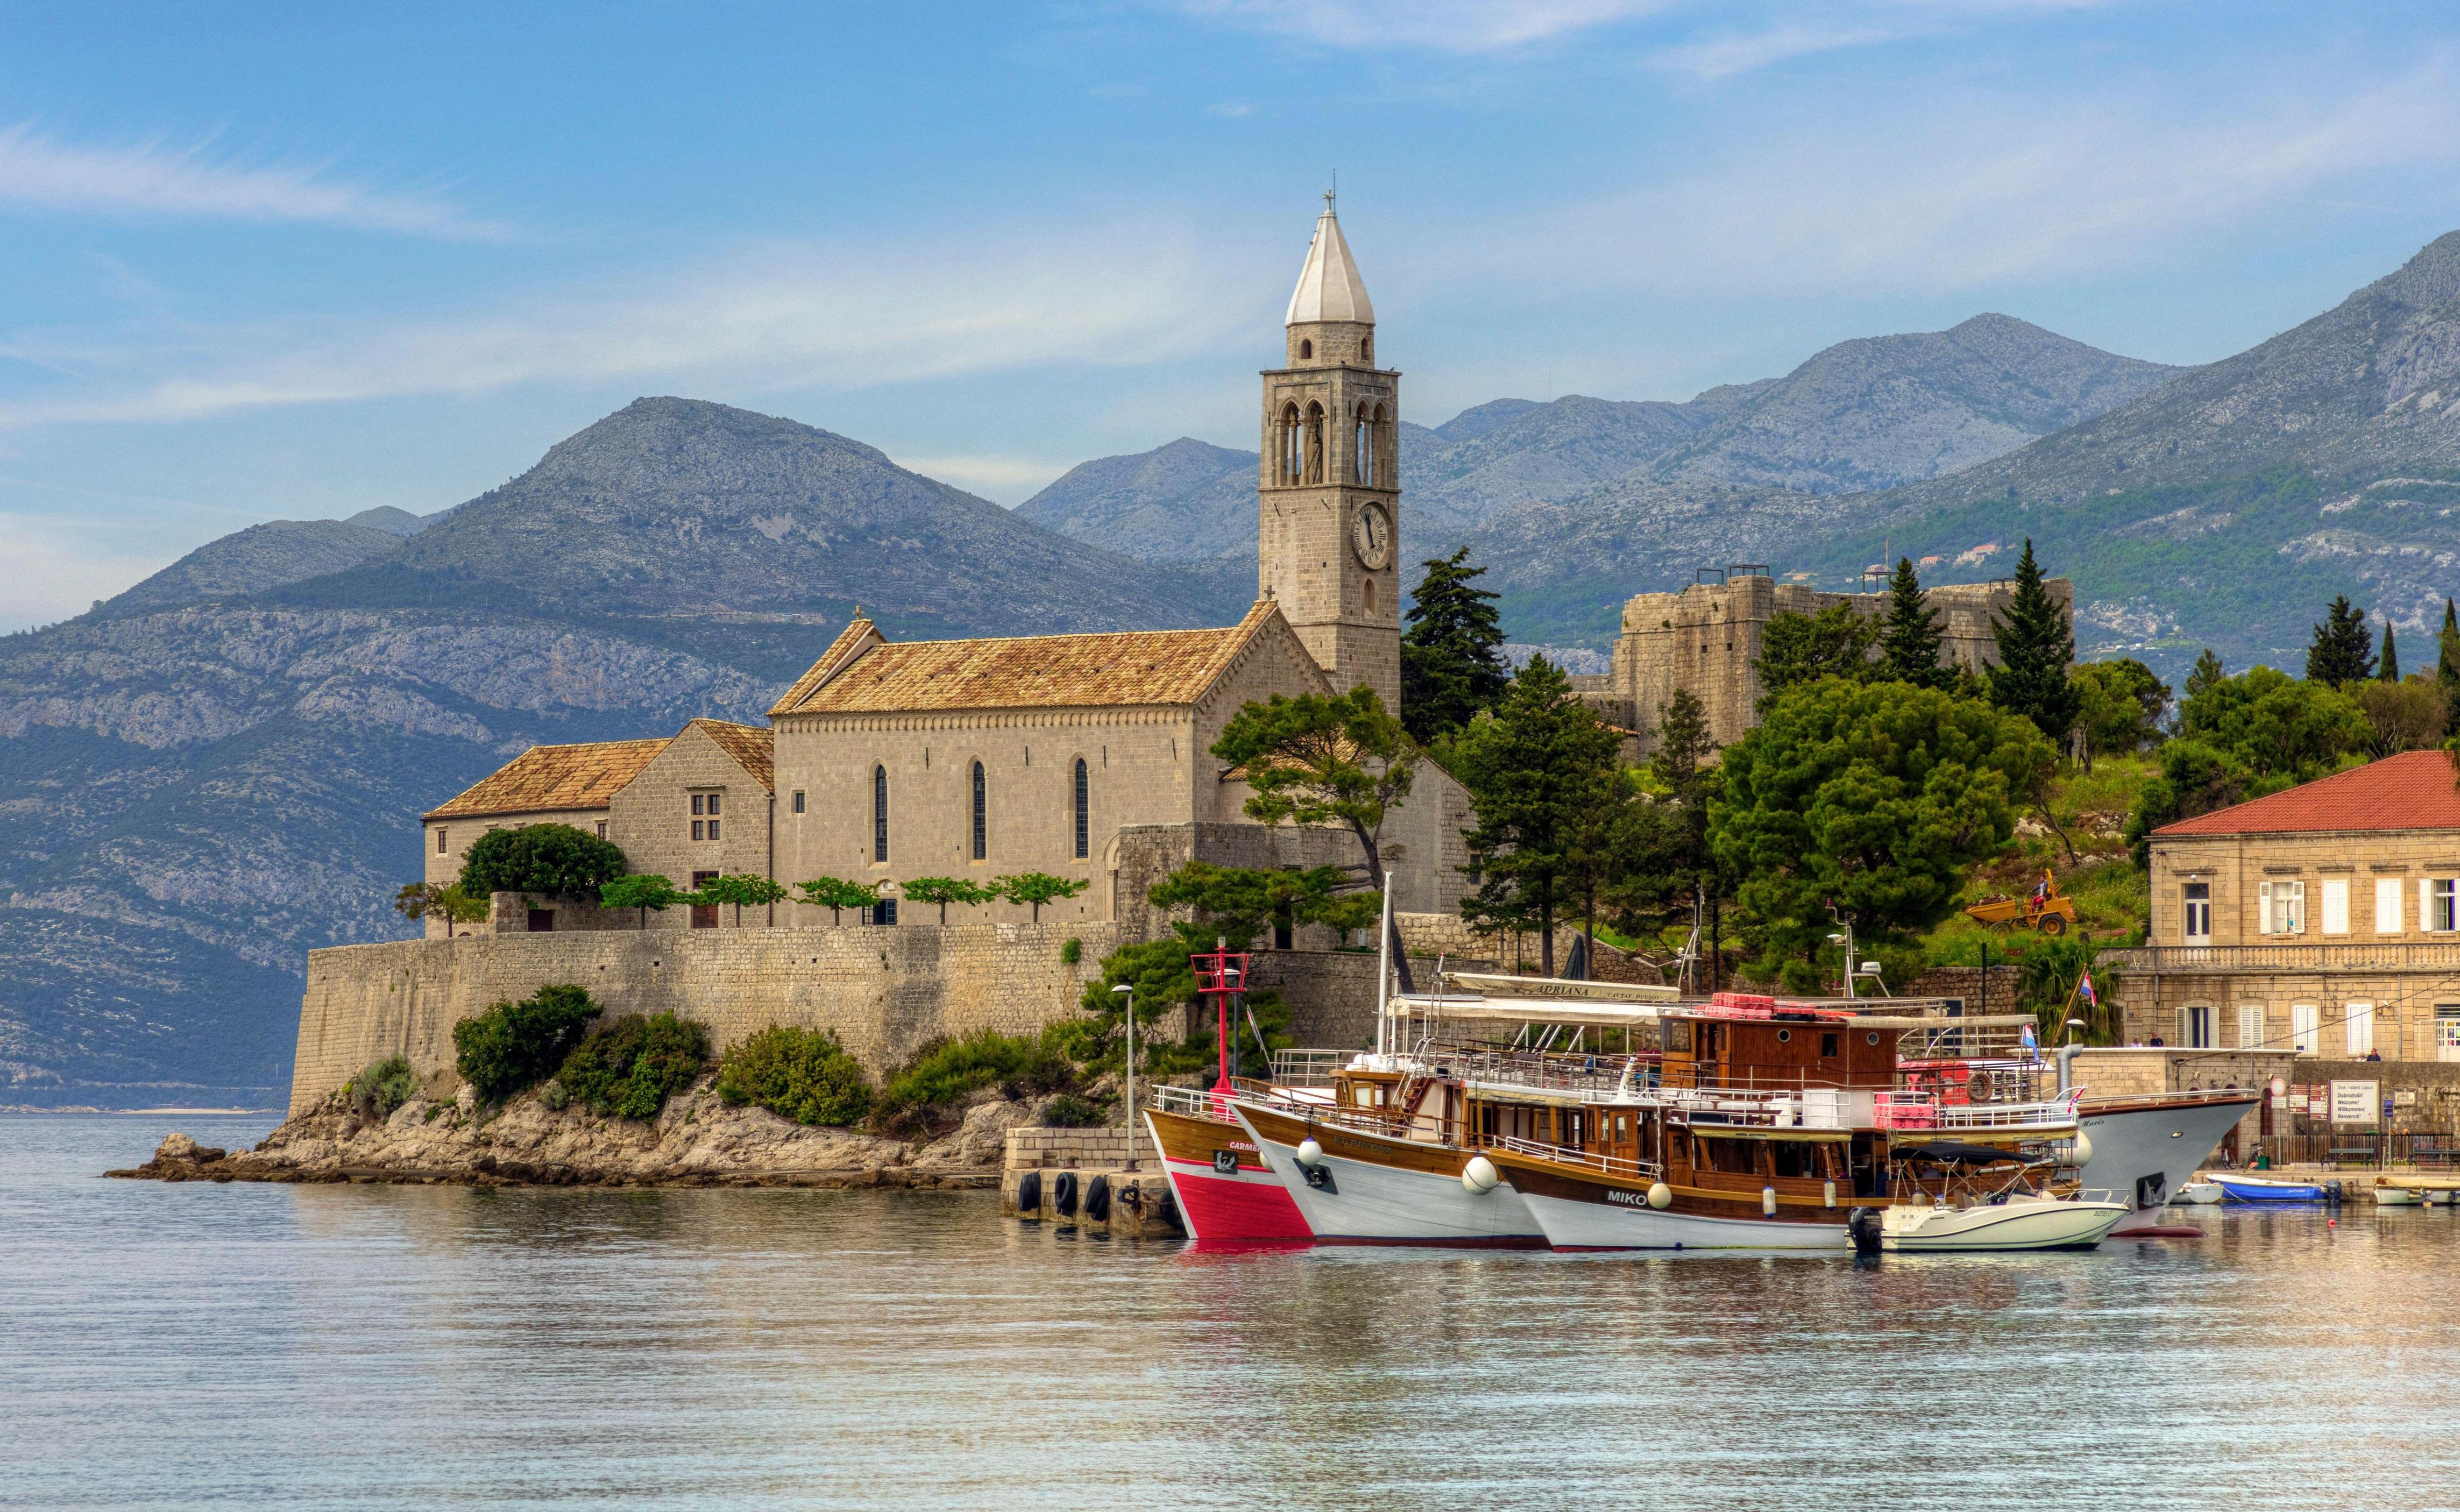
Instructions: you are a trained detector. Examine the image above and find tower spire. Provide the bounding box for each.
[1285,195,1373,326]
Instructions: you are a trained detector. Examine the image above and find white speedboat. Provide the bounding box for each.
[1879,1192,2130,1252]
[2373,1183,2424,1206]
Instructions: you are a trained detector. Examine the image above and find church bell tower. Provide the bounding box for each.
[1258,195,1401,714]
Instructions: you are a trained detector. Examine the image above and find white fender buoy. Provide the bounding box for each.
[1647,1182,1672,1209]
[2066,1132,2094,1168]
[1762,1186,1777,1216]
[1823,1180,1837,1209]
[1462,1155,1500,1195]
[1296,1138,1323,1167]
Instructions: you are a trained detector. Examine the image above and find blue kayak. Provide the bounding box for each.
[2211,1174,2333,1202]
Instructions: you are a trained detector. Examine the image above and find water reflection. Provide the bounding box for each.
[5,1116,2458,1510]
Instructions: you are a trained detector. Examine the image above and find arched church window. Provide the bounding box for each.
[1373,403,1389,486]
[1353,402,1372,486]
[971,761,987,861]
[1072,758,1089,860]
[1305,402,1325,485]
[1279,403,1301,486]
[873,765,889,863]
[1299,338,1313,359]
[1364,577,1378,615]
[1362,335,1372,363]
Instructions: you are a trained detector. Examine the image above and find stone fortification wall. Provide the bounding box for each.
[289,921,1114,1116]
[1589,572,2072,754]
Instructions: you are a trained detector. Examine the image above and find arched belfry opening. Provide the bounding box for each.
[1304,401,1325,485]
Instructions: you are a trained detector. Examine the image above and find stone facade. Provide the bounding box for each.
[606,721,775,927]
[288,920,1115,1115]
[1572,569,2073,754]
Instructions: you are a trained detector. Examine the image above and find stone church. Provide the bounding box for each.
[422,201,1470,935]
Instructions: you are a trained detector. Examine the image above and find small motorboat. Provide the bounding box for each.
[2210,1173,2339,1203]
[2373,1182,2424,1206]
[1880,1192,2130,1252]
[2178,1181,2223,1204]
[2374,1175,2460,1207]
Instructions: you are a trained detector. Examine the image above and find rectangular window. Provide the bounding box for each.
[691,820,704,841]
[2437,1005,2460,1061]
[595,821,607,839]
[2292,1003,2320,1055]
[436,828,448,855]
[2377,877,2405,934]
[2179,1005,2214,1049]
[792,791,806,815]
[2320,878,2349,936]
[2258,880,2305,935]
[2429,878,2460,933]
[2346,1001,2375,1057]
[2182,882,2210,943]
[707,819,720,841]
[692,794,705,816]
[2238,1005,2264,1050]
[708,792,721,817]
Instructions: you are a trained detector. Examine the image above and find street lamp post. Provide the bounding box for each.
[1111,983,1137,1169]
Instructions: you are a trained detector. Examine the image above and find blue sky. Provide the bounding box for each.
[3,1,2458,628]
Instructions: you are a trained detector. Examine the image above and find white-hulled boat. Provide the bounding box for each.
[2068,1090,2263,1231]
[2178,1181,2224,1204]
[1881,1192,2131,1251]
[2373,1182,2425,1206]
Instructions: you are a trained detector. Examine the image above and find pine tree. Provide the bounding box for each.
[2441,598,2460,736]
[2379,622,2400,682]
[1987,539,2079,746]
[1399,547,1511,744]
[2305,595,2374,686]
[2185,648,2227,701]
[1879,557,1953,688]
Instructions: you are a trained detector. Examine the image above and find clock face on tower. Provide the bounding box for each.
[1351,503,1391,570]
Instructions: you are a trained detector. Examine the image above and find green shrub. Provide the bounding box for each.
[1041,1092,1109,1127]
[345,1054,420,1120]
[876,1027,1076,1125]
[715,1024,873,1126]
[554,1011,710,1119]
[459,822,629,899]
[1059,938,1082,965]
[452,984,603,1102]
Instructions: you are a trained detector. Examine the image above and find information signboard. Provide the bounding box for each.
[2329,1079,2380,1126]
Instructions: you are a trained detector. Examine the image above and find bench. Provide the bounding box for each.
[2411,1142,2459,1169]
[2328,1146,2379,1168]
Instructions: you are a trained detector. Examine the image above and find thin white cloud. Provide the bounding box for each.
[0,223,1259,428]
[0,512,175,630]
[0,123,501,239]
[892,453,1073,500]
[1173,0,1674,53]
[1430,57,2460,298]
[1648,19,1931,79]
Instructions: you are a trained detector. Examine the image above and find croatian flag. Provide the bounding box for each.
[2078,971,2098,1008]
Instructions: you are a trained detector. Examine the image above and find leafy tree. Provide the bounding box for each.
[1445,656,1626,978]
[2176,665,2372,781]
[394,881,488,938]
[716,1025,872,1126]
[459,822,629,900]
[796,876,878,926]
[2305,595,2375,687]
[2069,659,2172,770]
[552,1012,711,1119]
[1756,602,1880,706]
[1710,678,2053,991]
[2185,648,2227,701]
[1145,861,1376,949]
[1878,557,1954,689]
[2379,622,2401,682]
[2351,676,2451,756]
[701,872,788,926]
[903,876,1000,925]
[1611,690,1731,986]
[452,983,602,1102]
[2443,598,2460,737]
[600,873,685,929]
[996,871,1089,922]
[2122,739,2261,867]
[1987,539,2079,747]
[1399,546,1511,743]
[1211,687,1421,988]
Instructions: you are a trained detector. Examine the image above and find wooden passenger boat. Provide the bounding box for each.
[1143,1086,1311,1243]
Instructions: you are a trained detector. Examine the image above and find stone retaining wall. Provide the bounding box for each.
[290,921,1115,1116]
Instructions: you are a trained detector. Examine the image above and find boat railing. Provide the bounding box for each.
[1268,1049,1349,1089]
[1410,1045,1649,1096]
[1147,1083,1244,1124]
[1875,1088,2083,1132]
[1489,1134,1662,1182]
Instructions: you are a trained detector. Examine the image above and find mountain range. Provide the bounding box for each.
[6,233,2458,1107]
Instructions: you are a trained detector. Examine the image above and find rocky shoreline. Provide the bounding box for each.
[108,1076,1044,1190]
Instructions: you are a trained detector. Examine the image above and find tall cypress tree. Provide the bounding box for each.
[2185,648,2227,701]
[1987,539,2079,746]
[1399,547,1511,744]
[2440,598,2460,736]
[2379,622,2400,682]
[2305,595,2374,686]
[1879,557,1953,688]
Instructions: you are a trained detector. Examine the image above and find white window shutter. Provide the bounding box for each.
[2258,881,2272,935]
[2378,877,2403,934]
[2425,878,2438,934]
[2290,881,2306,934]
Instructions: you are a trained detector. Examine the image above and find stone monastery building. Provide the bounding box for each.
[423,201,1469,935]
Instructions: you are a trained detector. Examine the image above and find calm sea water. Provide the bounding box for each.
[4,1114,2456,1511]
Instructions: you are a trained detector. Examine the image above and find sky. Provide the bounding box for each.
[3,1,2459,630]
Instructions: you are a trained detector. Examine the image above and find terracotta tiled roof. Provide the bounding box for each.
[422,737,672,822]
[770,601,1285,716]
[767,615,885,718]
[689,718,774,790]
[2154,749,2460,837]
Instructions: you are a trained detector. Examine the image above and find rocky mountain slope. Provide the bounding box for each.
[0,400,1243,1109]
[1020,315,2175,584]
